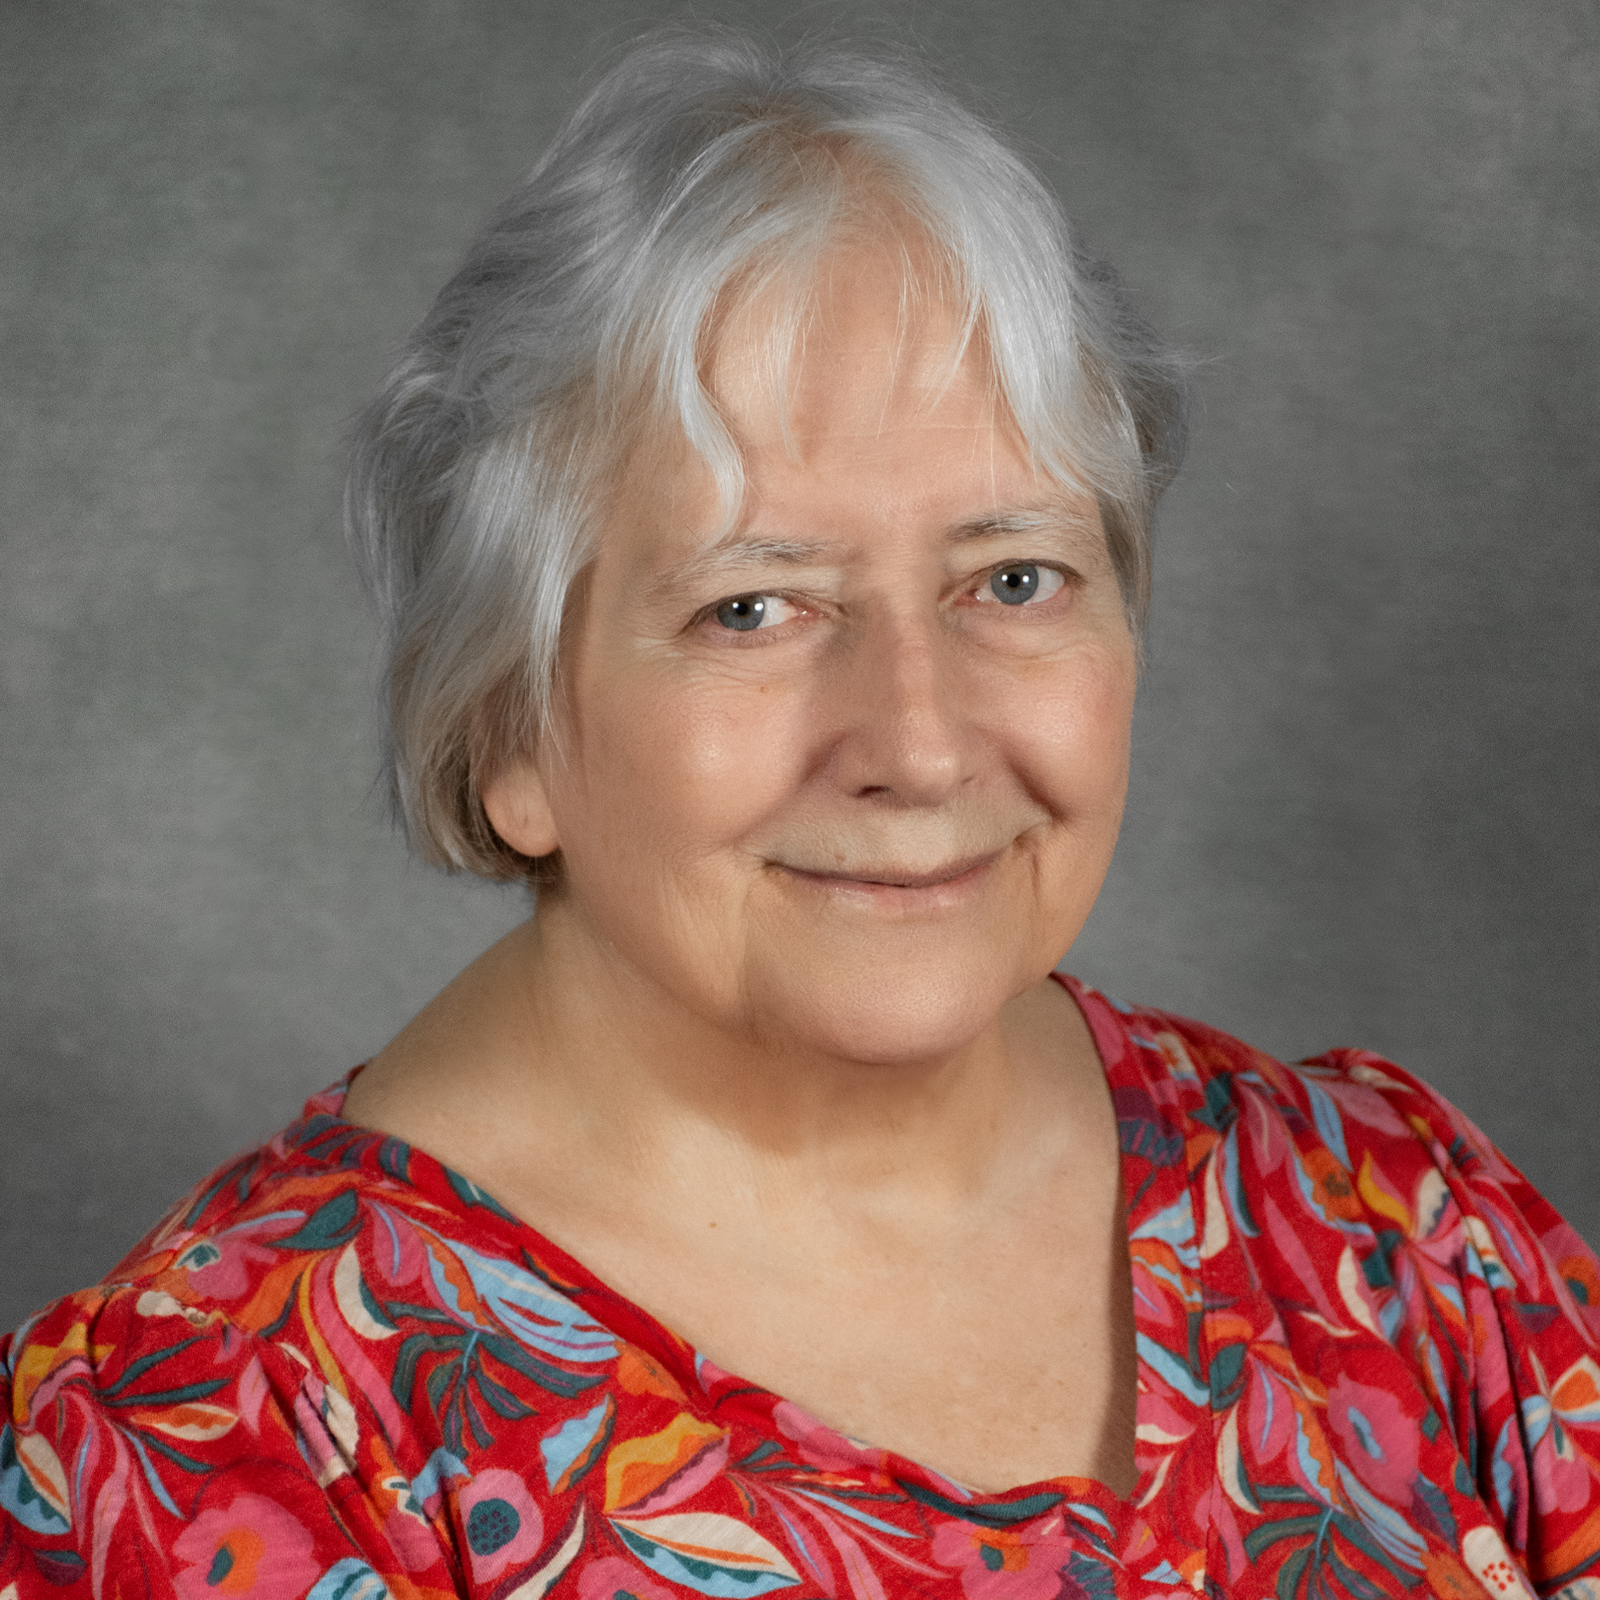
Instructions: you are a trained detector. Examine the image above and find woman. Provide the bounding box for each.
[3,29,1597,1600]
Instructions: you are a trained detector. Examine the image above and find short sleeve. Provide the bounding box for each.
[1332,1048,1600,1592]
[1,1281,443,1599]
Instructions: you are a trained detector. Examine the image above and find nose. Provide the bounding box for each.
[826,604,977,807]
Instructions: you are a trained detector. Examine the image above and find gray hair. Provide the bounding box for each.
[345,26,1187,882]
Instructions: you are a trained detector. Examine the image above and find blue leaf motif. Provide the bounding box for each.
[610,1512,801,1598]
[1303,1079,1352,1174]
[1135,1333,1208,1406]
[542,1396,616,1492]
[308,1558,391,1600]
[1333,1463,1426,1572]
[1130,1192,1199,1268]
[0,1425,70,1536]
[425,1236,618,1364]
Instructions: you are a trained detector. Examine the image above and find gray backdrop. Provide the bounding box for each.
[3,0,1597,1335]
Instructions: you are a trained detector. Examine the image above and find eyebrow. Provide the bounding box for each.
[661,538,828,593]
[660,503,1099,591]
[946,506,1099,541]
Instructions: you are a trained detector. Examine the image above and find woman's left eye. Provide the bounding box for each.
[974,563,1066,606]
[709,592,798,632]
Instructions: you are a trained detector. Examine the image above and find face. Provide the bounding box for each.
[486,241,1138,1065]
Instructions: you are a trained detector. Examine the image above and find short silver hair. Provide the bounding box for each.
[346,26,1187,882]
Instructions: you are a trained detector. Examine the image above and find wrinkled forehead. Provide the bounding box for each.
[590,216,1088,587]
[698,227,1010,458]
[596,259,1100,590]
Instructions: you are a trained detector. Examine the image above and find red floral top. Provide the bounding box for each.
[5,977,1600,1600]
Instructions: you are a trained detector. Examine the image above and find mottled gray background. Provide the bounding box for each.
[3,0,1597,1334]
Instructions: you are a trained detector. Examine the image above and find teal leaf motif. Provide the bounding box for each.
[1208,1342,1248,1411]
[376,1138,411,1183]
[32,1548,87,1586]
[425,1237,617,1366]
[1274,1544,1310,1600]
[98,1335,208,1399]
[1139,1560,1184,1586]
[1411,1471,1457,1545]
[899,1480,1065,1528]
[1326,1548,1389,1600]
[1243,1513,1324,1562]
[1193,1074,1238,1135]
[1303,1080,1352,1174]
[1326,1509,1411,1586]
[1361,1230,1405,1292]
[786,1487,915,1538]
[1222,1124,1261,1238]
[1059,1551,1117,1600]
[1112,1088,1183,1166]
[276,1191,362,1252]
[445,1168,519,1221]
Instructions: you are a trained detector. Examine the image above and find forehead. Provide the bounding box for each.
[597,231,1103,578]
[704,231,992,456]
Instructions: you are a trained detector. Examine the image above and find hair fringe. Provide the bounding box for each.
[345,25,1189,882]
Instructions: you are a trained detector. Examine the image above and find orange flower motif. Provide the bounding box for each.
[1420,1549,1485,1599]
[1299,1147,1364,1223]
[1560,1254,1600,1309]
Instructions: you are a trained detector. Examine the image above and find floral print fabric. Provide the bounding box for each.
[5,976,1600,1600]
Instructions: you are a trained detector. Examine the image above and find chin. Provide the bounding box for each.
[746,943,1036,1067]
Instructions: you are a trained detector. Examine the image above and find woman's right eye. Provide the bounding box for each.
[711,593,796,632]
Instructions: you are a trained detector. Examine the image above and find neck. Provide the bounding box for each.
[356,905,1102,1224]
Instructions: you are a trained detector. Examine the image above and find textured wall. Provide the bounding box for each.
[3,0,1596,1334]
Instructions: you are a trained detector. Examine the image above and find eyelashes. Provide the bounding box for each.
[695,562,1079,640]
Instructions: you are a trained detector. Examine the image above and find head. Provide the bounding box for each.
[346,28,1185,1059]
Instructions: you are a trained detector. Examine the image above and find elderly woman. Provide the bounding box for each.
[4,29,1599,1600]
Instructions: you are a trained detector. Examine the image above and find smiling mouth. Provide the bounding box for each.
[774,850,1003,891]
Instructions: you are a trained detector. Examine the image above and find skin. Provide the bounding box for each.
[343,235,1142,1497]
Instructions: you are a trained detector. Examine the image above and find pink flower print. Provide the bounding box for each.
[458,1467,544,1585]
[172,1493,319,1600]
[174,1217,302,1301]
[1531,1438,1594,1515]
[771,1400,889,1479]
[930,1515,1089,1600]
[1325,1373,1421,1505]
[578,1555,679,1600]
[378,1473,445,1572]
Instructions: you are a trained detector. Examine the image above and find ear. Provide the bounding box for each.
[480,756,560,860]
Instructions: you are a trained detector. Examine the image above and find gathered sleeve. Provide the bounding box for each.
[0,1280,450,1599]
[1327,1049,1600,1593]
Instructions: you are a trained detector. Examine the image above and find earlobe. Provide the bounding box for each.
[480,758,561,859]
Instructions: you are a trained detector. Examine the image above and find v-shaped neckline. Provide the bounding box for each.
[316,971,1213,1532]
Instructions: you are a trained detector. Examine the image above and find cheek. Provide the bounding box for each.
[1000,644,1136,817]
[552,673,813,875]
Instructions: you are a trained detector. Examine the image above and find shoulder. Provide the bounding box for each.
[0,1088,360,1440]
[1091,981,1510,1186]
[1088,981,1600,1330]
[0,1092,485,1590]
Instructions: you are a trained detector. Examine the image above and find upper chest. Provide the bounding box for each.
[510,1134,1137,1496]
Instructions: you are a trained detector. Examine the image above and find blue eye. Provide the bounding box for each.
[989,564,1040,604]
[716,594,767,631]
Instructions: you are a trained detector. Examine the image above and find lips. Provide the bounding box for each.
[772,849,1003,890]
